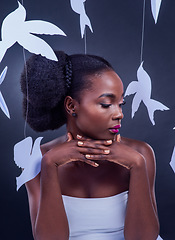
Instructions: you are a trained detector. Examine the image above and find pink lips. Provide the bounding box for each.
[109,125,121,134]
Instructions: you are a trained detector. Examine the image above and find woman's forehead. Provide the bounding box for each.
[89,71,123,94]
[81,71,124,100]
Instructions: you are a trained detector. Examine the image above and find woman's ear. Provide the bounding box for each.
[64,96,78,116]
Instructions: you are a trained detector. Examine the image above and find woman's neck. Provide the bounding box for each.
[66,122,81,140]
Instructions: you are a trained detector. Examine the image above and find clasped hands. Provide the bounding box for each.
[66,132,144,170]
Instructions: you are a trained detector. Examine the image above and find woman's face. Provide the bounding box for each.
[74,70,125,140]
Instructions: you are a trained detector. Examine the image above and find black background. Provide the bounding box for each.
[0,0,175,239]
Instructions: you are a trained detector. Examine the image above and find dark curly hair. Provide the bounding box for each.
[20,51,113,132]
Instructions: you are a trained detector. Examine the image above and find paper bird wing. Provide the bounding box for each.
[0,2,26,62]
[0,66,8,84]
[70,0,93,38]
[16,137,43,191]
[124,81,138,96]
[30,137,43,159]
[14,137,32,169]
[124,81,142,118]
[17,33,58,61]
[1,1,26,43]
[144,98,169,125]
[151,0,162,24]
[170,146,175,174]
[24,20,66,36]
[0,66,10,118]
[2,1,26,33]
[0,91,10,118]
[131,92,142,118]
[137,62,152,99]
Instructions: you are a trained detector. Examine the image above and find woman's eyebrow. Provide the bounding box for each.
[98,93,115,99]
[98,92,124,99]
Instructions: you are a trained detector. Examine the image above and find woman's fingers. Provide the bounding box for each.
[77,140,112,150]
[65,135,111,167]
[77,134,112,146]
[67,133,112,146]
[84,159,99,167]
[77,134,89,140]
[78,147,110,155]
[71,157,99,167]
[85,154,109,161]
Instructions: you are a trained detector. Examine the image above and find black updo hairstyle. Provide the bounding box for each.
[20,51,113,132]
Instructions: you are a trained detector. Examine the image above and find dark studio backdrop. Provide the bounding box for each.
[0,0,175,239]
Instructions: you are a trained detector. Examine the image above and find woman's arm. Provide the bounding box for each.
[35,156,69,240]
[124,141,159,240]
[25,160,69,240]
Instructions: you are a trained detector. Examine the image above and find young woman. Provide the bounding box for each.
[21,51,159,240]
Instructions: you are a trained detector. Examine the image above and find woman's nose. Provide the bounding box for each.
[112,106,124,120]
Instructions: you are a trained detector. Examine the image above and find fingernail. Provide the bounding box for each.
[77,134,82,139]
[94,162,99,167]
[104,149,110,154]
[106,140,112,144]
[77,141,83,146]
[85,154,91,158]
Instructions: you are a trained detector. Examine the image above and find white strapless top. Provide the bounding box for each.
[62,191,128,240]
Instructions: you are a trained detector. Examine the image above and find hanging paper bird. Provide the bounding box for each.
[0,66,10,118]
[0,1,66,62]
[125,62,169,125]
[151,0,162,24]
[70,0,93,38]
[170,146,175,174]
[14,136,43,191]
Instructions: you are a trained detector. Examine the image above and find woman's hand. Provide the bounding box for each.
[42,132,113,168]
[77,134,145,170]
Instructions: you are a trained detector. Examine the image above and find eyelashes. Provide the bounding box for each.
[100,103,112,108]
[120,99,126,107]
[100,100,126,108]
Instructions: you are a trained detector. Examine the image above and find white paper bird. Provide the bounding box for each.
[0,1,66,62]
[151,0,162,24]
[0,66,10,118]
[125,62,169,125]
[14,136,43,191]
[70,0,93,38]
[170,146,175,174]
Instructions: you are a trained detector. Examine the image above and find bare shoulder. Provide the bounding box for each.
[41,134,67,155]
[121,136,156,168]
[121,136,156,191]
[121,136,154,156]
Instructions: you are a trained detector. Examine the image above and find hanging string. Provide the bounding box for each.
[22,48,29,139]
[84,28,87,54]
[140,0,146,64]
[20,0,28,138]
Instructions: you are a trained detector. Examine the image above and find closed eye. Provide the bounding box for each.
[100,103,112,108]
